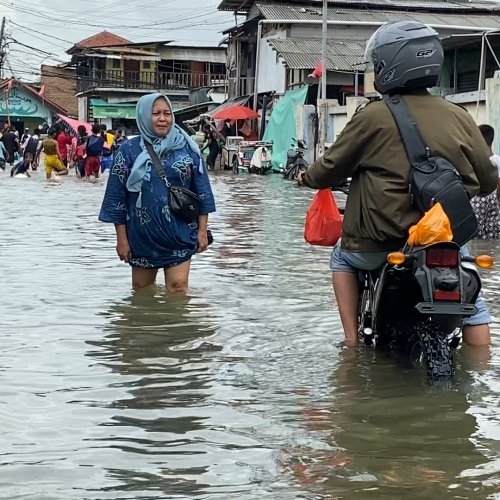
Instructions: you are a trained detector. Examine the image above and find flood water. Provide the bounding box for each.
[1,169,500,499]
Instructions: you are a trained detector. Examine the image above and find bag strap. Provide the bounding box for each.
[145,141,171,187]
[382,94,430,167]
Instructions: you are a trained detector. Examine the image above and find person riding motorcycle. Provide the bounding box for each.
[297,21,497,348]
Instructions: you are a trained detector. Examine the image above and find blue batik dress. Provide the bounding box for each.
[99,136,216,269]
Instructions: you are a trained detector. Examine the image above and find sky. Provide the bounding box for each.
[0,0,236,82]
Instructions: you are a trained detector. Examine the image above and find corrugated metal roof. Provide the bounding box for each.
[256,3,500,29]
[282,0,500,11]
[219,0,500,13]
[268,38,365,70]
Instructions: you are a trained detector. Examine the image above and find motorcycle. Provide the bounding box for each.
[332,188,493,382]
[281,138,308,180]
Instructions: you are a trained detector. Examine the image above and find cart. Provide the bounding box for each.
[220,136,244,170]
[232,141,273,175]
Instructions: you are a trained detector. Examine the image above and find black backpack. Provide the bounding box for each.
[24,136,39,156]
[384,94,478,246]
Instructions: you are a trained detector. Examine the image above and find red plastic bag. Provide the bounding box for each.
[304,189,342,246]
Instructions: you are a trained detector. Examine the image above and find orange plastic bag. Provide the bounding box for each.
[304,189,342,246]
[407,202,453,246]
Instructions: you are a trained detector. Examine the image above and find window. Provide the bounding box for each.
[143,61,152,70]
[112,59,121,69]
[210,62,226,75]
[161,60,190,73]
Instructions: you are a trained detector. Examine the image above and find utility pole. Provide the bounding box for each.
[0,17,5,79]
[320,0,328,155]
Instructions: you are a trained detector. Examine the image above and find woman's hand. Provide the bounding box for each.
[197,230,209,253]
[115,224,130,262]
[116,238,131,262]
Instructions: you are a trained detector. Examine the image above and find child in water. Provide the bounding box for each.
[10,152,33,177]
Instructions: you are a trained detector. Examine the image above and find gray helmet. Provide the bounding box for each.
[365,21,443,94]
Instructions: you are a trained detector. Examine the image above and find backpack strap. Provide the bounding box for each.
[382,94,430,167]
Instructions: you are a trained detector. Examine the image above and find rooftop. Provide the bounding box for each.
[254,2,500,29]
[67,31,132,54]
[219,0,500,12]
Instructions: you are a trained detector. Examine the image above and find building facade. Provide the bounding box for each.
[219,0,500,104]
[40,64,78,118]
[68,31,227,131]
[0,79,66,134]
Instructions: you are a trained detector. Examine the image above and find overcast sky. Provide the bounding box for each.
[0,0,235,81]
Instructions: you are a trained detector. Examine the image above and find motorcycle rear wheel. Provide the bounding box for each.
[410,320,454,381]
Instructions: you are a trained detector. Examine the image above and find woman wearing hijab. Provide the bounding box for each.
[99,93,216,292]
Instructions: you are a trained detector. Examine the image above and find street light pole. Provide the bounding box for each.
[0,17,6,79]
[320,0,328,154]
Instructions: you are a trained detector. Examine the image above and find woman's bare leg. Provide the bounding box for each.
[164,260,191,294]
[132,267,158,290]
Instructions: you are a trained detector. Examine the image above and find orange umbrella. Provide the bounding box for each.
[212,105,259,121]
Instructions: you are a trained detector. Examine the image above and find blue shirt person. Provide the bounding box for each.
[10,152,33,177]
[99,93,215,292]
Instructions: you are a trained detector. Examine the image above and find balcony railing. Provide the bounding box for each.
[228,76,255,99]
[76,69,228,93]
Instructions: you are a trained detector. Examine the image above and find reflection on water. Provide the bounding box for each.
[0,171,499,499]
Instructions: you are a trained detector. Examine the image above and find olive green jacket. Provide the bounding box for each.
[304,92,497,252]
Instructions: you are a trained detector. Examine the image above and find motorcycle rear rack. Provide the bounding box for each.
[415,302,477,316]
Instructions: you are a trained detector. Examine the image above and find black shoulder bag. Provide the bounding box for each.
[145,141,201,223]
[383,94,478,246]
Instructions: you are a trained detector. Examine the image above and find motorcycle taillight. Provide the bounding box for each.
[433,290,460,301]
[426,247,459,267]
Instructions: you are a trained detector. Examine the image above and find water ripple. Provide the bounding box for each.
[0,171,499,499]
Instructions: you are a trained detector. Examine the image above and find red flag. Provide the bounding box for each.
[38,83,46,97]
[7,79,13,90]
[309,63,323,79]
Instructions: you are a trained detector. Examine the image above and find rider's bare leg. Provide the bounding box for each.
[462,324,490,346]
[332,271,359,346]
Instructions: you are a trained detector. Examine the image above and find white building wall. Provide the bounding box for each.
[78,96,87,121]
[257,32,287,95]
[445,90,487,124]
[310,91,489,148]
[487,76,500,154]
[159,47,226,63]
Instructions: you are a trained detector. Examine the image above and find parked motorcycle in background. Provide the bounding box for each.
[281,138,308,180]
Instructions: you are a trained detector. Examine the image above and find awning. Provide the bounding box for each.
[183,95,250,126]
[56,114,92,136]
[91,98,136,119]
[268,38,365,72]
[202,95,250,118]
[174,102,215,132]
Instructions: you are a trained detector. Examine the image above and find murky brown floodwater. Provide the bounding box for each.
[1,168,500,500]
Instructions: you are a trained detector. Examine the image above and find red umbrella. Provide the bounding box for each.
[212,104,260,121]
